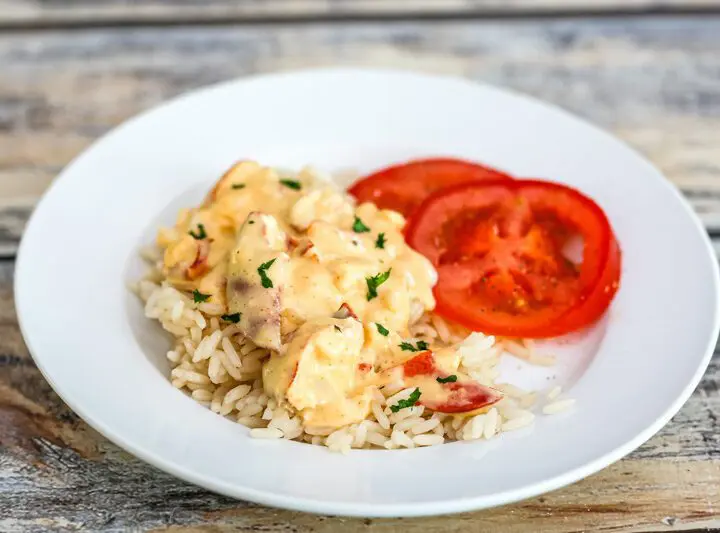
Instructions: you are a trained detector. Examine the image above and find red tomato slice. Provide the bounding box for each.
[348,158,512,218]
[406,180,621,338]
[542,235,621,336]
[401,352,503,414]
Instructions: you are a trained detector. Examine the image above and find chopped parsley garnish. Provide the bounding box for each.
[375,232,386,249]
[192,289,210,303]
[280,179,302,191]
[257,258,276,288]
[352,216,371,233]
[221,313,241,323]
[436,375,458,384]
[334,325,342,333]
[188,223,207,240]
[365,269,391,301]
[231,183,245,190]
[248,220,255,225]
[375,323,389,336]
[390,388,422,413]
[399,340,429,352]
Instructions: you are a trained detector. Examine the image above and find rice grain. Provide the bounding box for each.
[413,434,444,446]
[250,427,283,439]
[547,385,563,400]
[543,398,576,415]
[138,275,559,451]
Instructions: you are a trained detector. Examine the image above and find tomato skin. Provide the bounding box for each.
[348,158,512,218]
[406,180,621,338]
[537,234,621,336]
[421,380,503,414]
[401,352,503,414]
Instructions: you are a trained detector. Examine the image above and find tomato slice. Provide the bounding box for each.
[348,158,512,218]
[406,180,621,338]
[543,235,621,336]
[401,352,503,414]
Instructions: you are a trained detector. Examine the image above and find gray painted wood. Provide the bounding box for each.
[0,0,718,28]
[2,13,720,532]
[0,255,718,531]
[2,16,720,255]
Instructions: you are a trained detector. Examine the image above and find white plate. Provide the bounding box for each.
[15,68,720,517]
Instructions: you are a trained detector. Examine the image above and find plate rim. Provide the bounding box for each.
[14,67,720,517]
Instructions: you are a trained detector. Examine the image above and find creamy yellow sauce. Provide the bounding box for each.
[263,317,375,428]
[159,161,435,330]
[157,161,457,429]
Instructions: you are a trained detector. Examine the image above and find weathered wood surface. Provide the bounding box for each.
[3,17,720,257]
[3,12,720,533]
[1,0,719,28]
[0,257,718,531]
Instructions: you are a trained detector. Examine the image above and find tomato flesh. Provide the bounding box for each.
[401,352,503,414]
[348,158,512,218]
[406,180,621,338]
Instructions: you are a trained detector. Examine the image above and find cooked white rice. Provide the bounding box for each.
[134,259,575,453]
[542,398,577,415]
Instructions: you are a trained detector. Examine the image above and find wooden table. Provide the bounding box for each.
[2,1,720,531]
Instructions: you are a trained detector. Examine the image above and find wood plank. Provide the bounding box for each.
[0,257,718,531]
[1,1,719,28]
[2,16,720,256]
[4,18,720,530]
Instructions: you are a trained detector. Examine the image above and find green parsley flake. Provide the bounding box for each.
[188,223,207,240]
[352,216,371,233]
[280,179,302,191]
[375,232,386,249]
[399,340,429,352]
[365,269,391,301]
[334,325,342,333]
[436,375,458,384]
[257,258,276,288]
[192,289,210,303]
[221,313,241,323]
[231,183,245,190]
[375,323,389,336]
[390,388,421,413]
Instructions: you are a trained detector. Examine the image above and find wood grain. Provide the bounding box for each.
[1,1,719,28]
[0,255,718,530]
[3,16,720,256]
[3,13,720,532]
